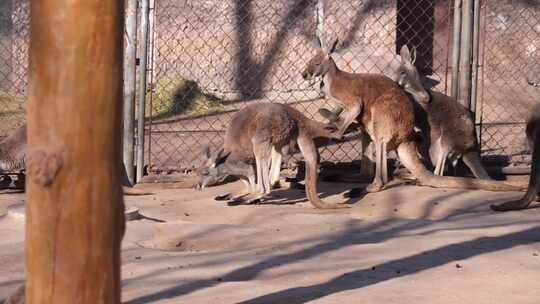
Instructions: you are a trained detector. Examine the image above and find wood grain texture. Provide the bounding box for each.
[27,1,124,303]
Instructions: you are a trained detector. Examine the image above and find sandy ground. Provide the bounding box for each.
[0,179,539,303]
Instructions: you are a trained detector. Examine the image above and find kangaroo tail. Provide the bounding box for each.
[122,186,154,196]
[417,174,524,192]
[297,135,347,209]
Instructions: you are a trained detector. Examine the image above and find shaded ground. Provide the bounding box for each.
[0,179,539,303]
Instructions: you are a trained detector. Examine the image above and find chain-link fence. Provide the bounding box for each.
[1,0,538,176]
[478,0,540,166]
[0,0,29,138]
[146,0,454,173]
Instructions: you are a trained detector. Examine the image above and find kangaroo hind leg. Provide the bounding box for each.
[269,146,283,188]
[366,140,384,193]
[215,178,252,201]
[231,140,271,205]
[381,141,389,184]
[462,151,492,179]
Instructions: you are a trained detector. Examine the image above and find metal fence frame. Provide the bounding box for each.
[142,0,457,178]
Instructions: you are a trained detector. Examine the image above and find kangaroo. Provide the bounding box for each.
[491,102,540,211]
[196,103,347,209]
[528,79,540,87]
[0,123,153,195]
[303,38,421,192]
[3,284,24,304]
[395,45,491,179]
[302,38,522,192]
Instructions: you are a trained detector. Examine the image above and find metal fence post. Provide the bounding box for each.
[470,0,481,115]
[123,0,137,185]
[451,0,462,98]
[316,0,325,43]
[458,0,473,109]
[137,0,150,182]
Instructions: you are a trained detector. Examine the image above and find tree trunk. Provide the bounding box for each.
[26,1,124,303]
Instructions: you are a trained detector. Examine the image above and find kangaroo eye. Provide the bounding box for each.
[201,169,209,176]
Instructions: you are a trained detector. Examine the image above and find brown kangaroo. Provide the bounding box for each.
[0,123,152,195]
[196,102,347,209]
[303,38,419,192]
[491,102,540,211]
[395,45,491,179]
[302,38,521,192]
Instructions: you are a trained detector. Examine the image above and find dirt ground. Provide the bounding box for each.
[0,179,539,303]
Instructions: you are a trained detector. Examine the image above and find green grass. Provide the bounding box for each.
[0,91,26,135]
[148,75,224,119]
[0,92,26,118]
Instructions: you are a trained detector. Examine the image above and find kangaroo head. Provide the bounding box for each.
[196,146,230,190]
[395,45,430,104]
[302,37,339,80]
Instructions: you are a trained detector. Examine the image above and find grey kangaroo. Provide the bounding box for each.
[196,103,347,209]
[395,45,491,179]
[303,37,521,192]
[491,102,540,211]
[0,123,152,195]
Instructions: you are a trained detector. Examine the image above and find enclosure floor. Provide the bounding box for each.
[1,180,539,303]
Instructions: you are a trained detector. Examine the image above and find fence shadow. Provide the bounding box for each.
[237,225,540,304]
[125,188,537,304]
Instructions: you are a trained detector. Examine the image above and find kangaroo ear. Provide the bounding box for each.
[328,38,339,54]
[212,148,231,166]
[201,145,212,160]
[317,35,324,49]
[318,108,339,123]
[400,45,411,64]
[421,76,440,90]
[411,46,417,65]
[310,35,325,50]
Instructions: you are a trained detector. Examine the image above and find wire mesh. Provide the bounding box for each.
[146,0,454,173]
[0,0,29,138]
[478,0,540,166]
[2,0,534,175]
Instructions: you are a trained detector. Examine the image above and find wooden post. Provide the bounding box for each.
[27,1,124,303]
[124,0,138,185]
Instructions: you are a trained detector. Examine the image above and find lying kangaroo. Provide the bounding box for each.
[395,45,491,179]
[3,284,24,304]
[491,102,540,211]
[302,37,520,192]
[0,123,152,195]
[196,103,347,209]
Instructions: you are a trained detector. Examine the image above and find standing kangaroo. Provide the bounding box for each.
[0,123,152,195]
[302,38,521,192]
[302,38,420,192]
[196,103,347,209]
[395,45,491,179]
[491,102,540,211]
